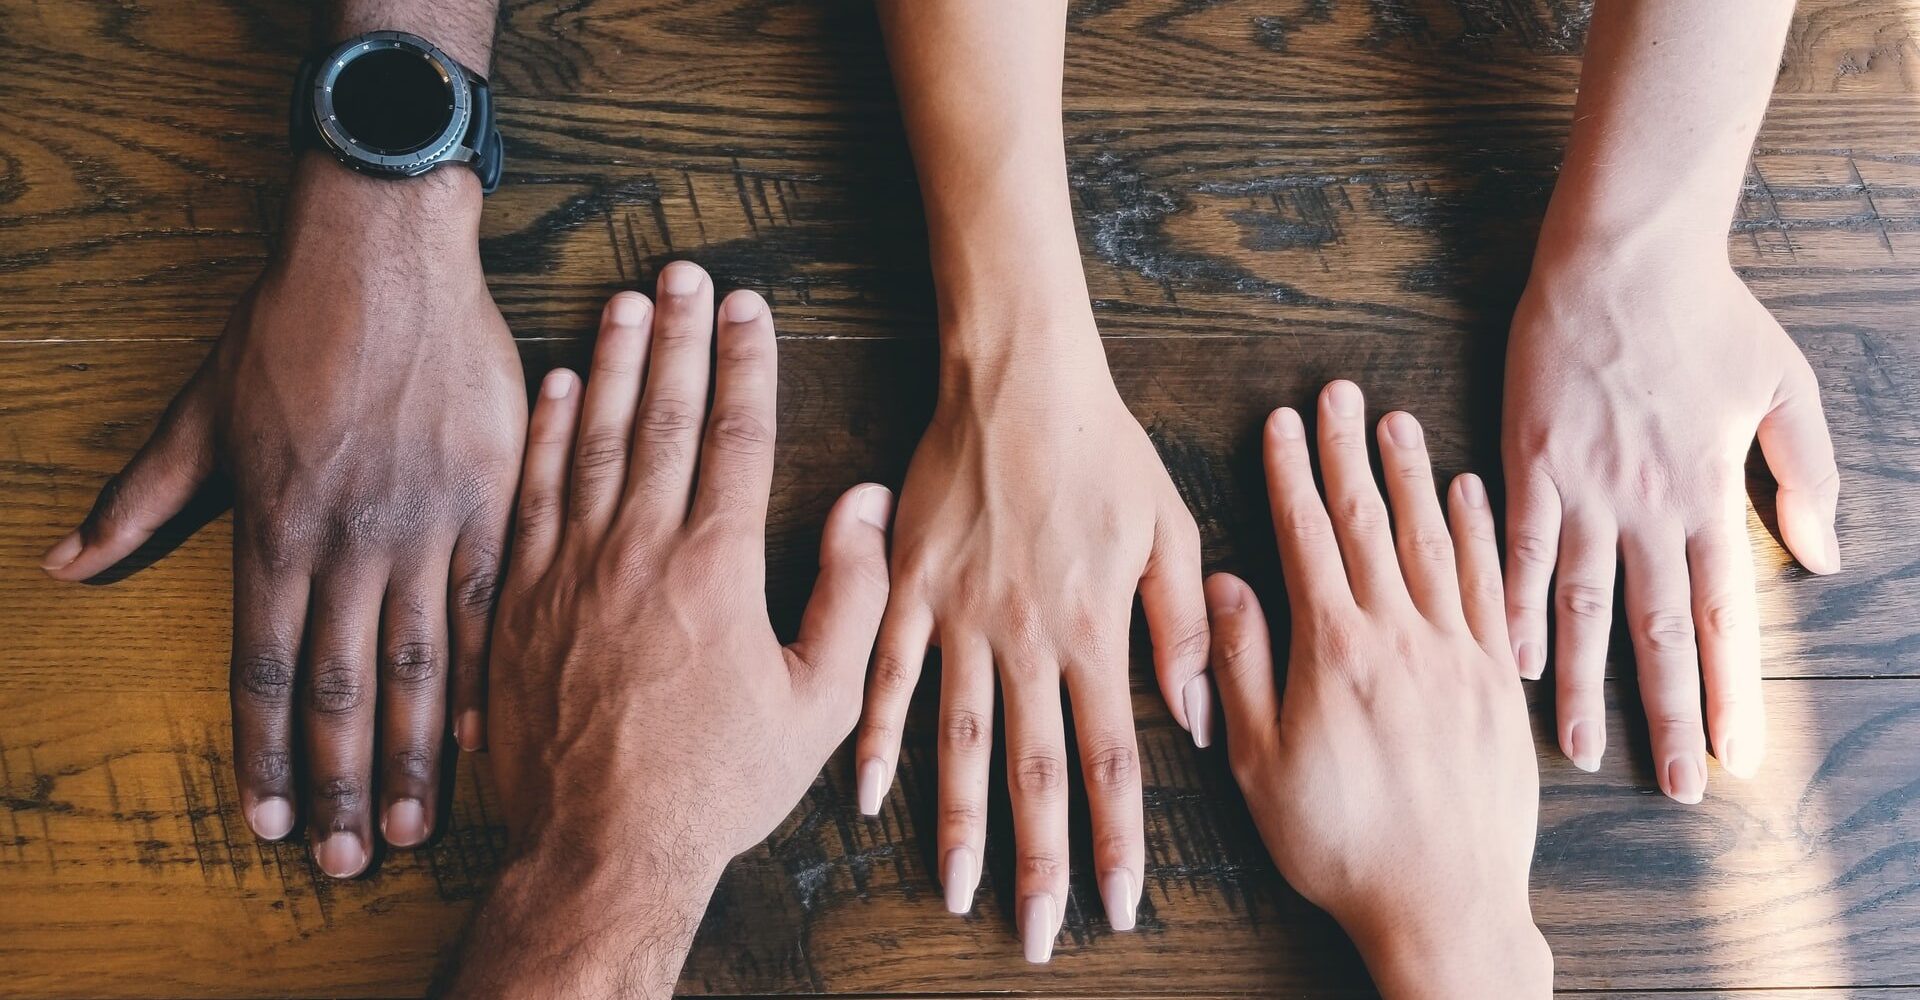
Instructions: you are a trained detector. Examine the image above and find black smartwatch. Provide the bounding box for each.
[290,30,504,193]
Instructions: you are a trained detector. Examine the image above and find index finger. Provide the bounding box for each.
[1263,406,1349,611]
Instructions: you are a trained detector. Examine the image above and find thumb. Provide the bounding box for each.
[42,370,216,582]
[1757,356,1841,575]
[786,484,894,720]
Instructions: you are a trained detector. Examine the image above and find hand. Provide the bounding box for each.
[1208,381,1550,999]
[39,157,525,874]
[854,313,1209,961]
[1502,248,1841,800]
[452,268,893,999]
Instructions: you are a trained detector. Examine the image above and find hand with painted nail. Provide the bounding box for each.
[864,0,1210,959]
[1210,382,1549,1000]
[448,270,893,999]
[1501,0,1839,800]
[39,159,523,874]
[1502,256,1839,797]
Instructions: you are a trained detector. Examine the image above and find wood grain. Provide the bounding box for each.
[2,0,1919,997]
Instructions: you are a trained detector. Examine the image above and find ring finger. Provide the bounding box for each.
[302,571,385,878]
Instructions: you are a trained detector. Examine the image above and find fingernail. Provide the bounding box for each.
[1100,869,1138,932]
[249,797,294,841]
[1326,380,1362,416]
[1566,721,1602,773]
[1458,474,1486,508]
[1182,675,1212,749]
[723,289,765,323]
[943,846,979,915]
[40,530,82,572]
[540,369,573,399]
[661,261,703,296]
[855,485,893,530]
[1817,530,1843,575]
[1385,411,1421,448]
[1270,407,1304,440]
[1664,755,1706,805]
[857,758,887,816]
[455,710,485,753]
[1515,641,1543,680]
[1021,894,1057,964]
[608,292,649,327]
[382,798,428,848]
[1718,737,1758,780]
[315,831,367,879]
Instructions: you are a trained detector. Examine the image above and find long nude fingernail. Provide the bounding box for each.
[40,530,82,572]
[943,846,979,914]
[1100,869,1138,931]
[249,797,293,841]
[315,832,367,879]
[1021,894,1057,963]
[1183,675,1213,749]
[857,758,887,816]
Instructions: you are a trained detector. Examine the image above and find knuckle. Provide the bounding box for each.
[1557,583,1611,621]
[639,399,701,440]
[1701,598,1744,637]
[870,651,920,693]
[942,710,991,755]
[856,719,898,750]
[1405,526,1454,563]
[571,433,629,475]
[313,777,366,812]
[237,653,295,702]
[940,800,983,831]
[1163,615,1211,665]
[307,663,369,716]
[383,640,441,687]
[707,411,771,453]
[455,556,503,619]
[389,746,435,782]
[1084,743,1138,791]
[1019,853,1066,884]
[1464,571,1505,607]
[1280,504,1330,544]
[1639,610,1697,654]
[1509,530,1555,568]
[1012,752,1067,798]
[243,749,291,785]
[516,490,563,529]
[1334,495,1387,534]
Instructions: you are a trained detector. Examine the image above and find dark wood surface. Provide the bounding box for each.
[2,1,1919,997]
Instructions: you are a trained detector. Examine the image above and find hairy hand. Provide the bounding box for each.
[854,319,1207,961]
[455,267,892,999]
[41,158,524,875]
[1211,381,1548,999]
[1503,250,1840,800]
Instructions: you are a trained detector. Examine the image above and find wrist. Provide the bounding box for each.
[1534,176,1732,273]
[1343,898,1552,1000]
[283,151,484,248]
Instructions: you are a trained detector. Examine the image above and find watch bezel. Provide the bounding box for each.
[311,30,474,176]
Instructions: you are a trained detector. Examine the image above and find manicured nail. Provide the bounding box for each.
[1385,411,1421,448]
[855,485,893,530]
[455,710,485,753]
[1458,473,1486,508]
[383,798,428,848]
[723,289,765,323]
[1021,894,1057,964]
[540,369,573,400]
[1566,721,1601,773]
[661,261,703,296]
[1515,641,1543,680]
[249,797,294,841]
[1718,737,1758,780]
[1182,674,1212,749]
[315,831,367,879]
[1326,380,1362,416]
[857,758,887,816]
[1270,406,1304,440]
[608,291,649,327]
[943,846,979,915]
[1664,755,1706,805]
[1100,869,1137,931]
[40,530,82,572]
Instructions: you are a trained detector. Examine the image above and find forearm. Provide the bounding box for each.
[877,0,1094,359]
[326,0,498,75]
[445,833,721,1000]
[1539,0,1794,262]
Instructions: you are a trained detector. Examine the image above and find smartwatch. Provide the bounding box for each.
[290,30,505,194]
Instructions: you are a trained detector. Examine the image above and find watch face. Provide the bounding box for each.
[331,47,455,155]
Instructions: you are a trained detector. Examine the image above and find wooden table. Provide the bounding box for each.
[3,1,1918,996]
